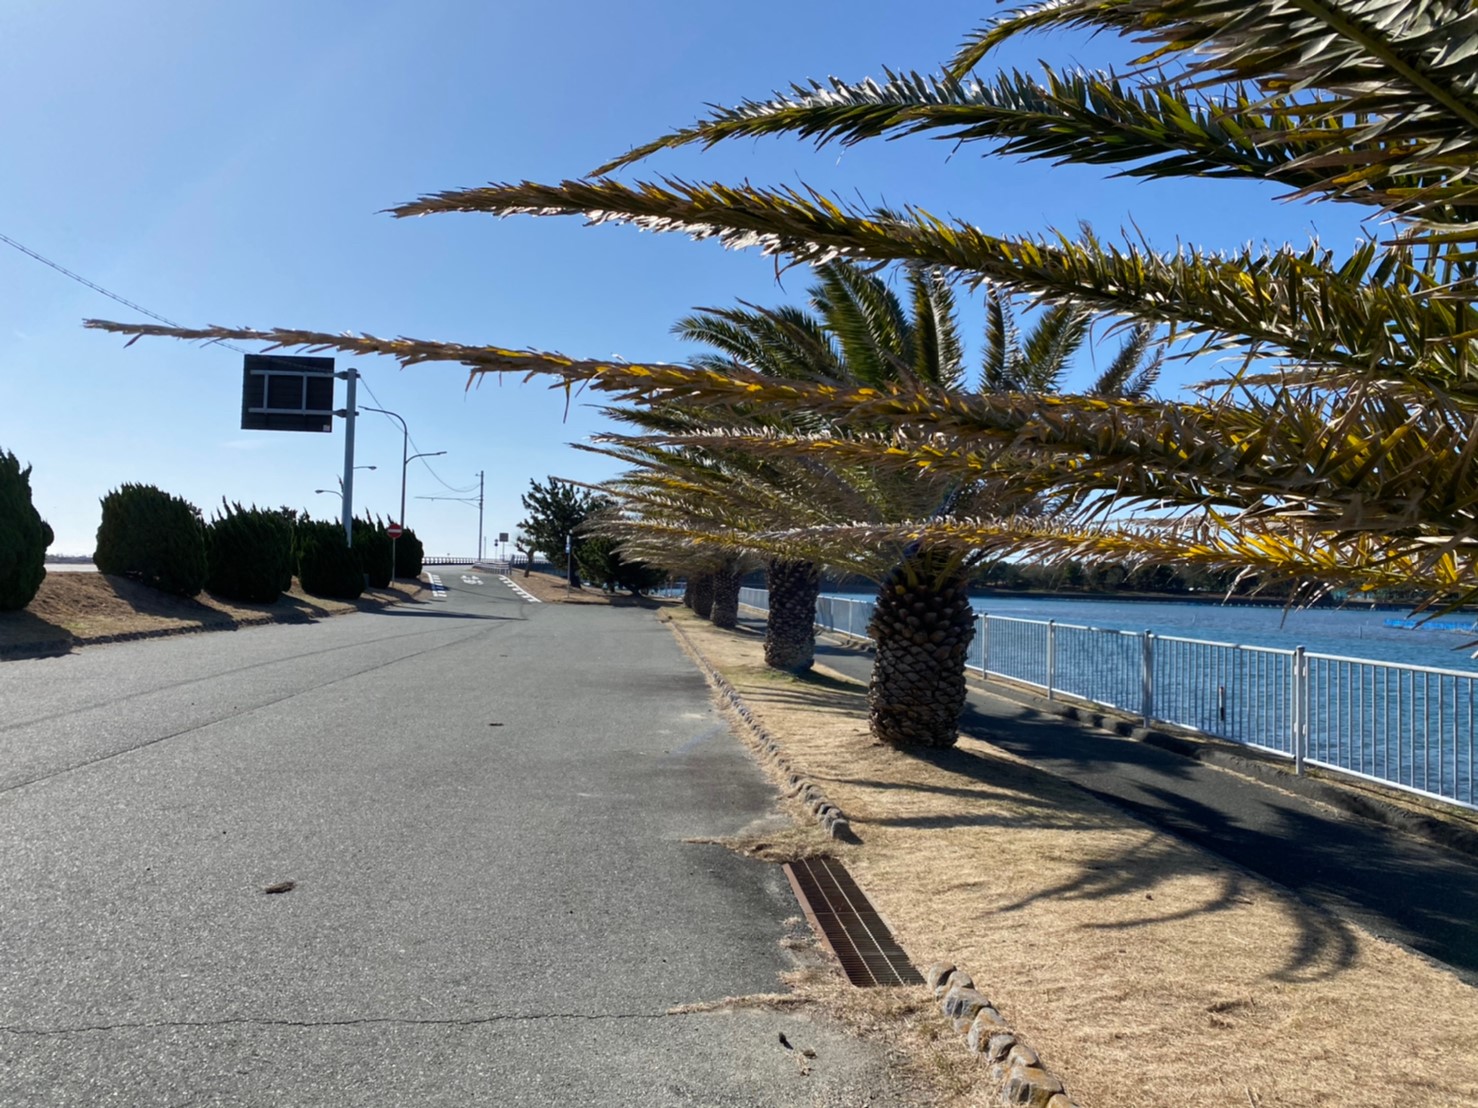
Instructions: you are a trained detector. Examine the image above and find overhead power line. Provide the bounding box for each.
[2,228,481,492]
[0,229,252,355]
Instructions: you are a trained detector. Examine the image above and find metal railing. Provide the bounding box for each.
[728,588,1477,812]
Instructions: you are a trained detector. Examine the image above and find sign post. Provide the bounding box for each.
[387,521,403,575]
[241,354,357,547]
[338,368,357,548]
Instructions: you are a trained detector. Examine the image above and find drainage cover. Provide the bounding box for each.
[783,856,923,987]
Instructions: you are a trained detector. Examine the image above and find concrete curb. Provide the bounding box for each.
[666,617,855,841]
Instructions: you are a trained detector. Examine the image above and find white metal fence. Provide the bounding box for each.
[725,588,1477,812]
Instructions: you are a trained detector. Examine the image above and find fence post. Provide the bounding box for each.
[1141,630,1154,724]
[1293,645,1307,776]
[981,613,990,675]
[1047,620,1057,701]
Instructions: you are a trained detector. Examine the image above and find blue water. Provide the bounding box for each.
[825,592,1478,673]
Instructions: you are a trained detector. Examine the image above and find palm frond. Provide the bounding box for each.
[384,177,1478,390]
[907,265,966,389]
[952,1,1478,236]
[1089,323,1162,397]
[808,262,914,385]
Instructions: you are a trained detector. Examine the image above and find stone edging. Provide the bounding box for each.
[925,962,1080,1108]
[666,618,853,841]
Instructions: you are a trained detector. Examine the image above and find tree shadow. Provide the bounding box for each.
[909,697,1478,985]
[0,610,75,658]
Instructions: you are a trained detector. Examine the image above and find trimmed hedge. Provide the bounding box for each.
[394,526,424,579]
[295,519,363,600]
[206,502,294,603]
[353,517,393,589]
[0,450,50,611]
[94,484,207,598]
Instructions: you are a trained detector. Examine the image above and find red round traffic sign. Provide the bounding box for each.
[387,523,404,539]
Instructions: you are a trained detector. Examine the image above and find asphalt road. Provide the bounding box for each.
[808,634,1478,985]
[0,575,921,1106]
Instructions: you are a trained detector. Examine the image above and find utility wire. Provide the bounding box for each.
[0,229,253,356]
[2,228,484,494]
[357,376,478,494]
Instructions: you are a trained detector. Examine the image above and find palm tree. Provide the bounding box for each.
[615,262,1161,746]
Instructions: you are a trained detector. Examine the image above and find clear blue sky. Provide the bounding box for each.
[1,1,1369,557]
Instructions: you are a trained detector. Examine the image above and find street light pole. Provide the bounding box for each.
[361,405,443,578]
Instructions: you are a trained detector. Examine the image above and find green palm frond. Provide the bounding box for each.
[952,1,1478,235]
[907,264,965,388]
[674,303,844,381]
[383,178,1478,390]
[808,262,915,385]
[594,57,1477,234]
[761,512,1478,600]
[596,67,1327,181]
[981,286,1020,392]
[84,316,1478,590]
[1090,323,1163,398]
[1015,302,1090,393]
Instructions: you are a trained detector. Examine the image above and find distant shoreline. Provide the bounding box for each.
[819,584,1439,613]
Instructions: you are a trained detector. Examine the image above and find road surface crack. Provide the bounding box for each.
[2,1011,689,1036]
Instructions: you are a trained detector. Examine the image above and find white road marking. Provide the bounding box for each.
[427,573,448,600]
[499,575,541,603]
[460,574,483,585]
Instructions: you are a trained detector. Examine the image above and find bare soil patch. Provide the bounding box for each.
[1,572,424,655]
[661,604,1478,1107]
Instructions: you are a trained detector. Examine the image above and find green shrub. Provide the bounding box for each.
[353,517,393,589]
[0,450,50,611]
[295,519,363,599]
[205,501,294,603]
[94,484,207,597]
[394,526,424,578]
[576,536,665,594]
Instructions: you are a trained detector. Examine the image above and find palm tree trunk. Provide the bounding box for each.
[692,573,715,619]
[764,558,820,672]
[710,561,742,628]
[867,547,976,747]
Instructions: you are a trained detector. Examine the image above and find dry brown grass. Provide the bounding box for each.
[663,605,1478,1108]
[1,572,424,653]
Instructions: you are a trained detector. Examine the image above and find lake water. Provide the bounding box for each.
[824,591,1478,673]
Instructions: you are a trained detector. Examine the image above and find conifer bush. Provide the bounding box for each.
[94,483,207,598]
[353,517,393,588]
[295,519,364,599]
[394,527,424,578]
[0,449,50,611]
[205,501,294,603]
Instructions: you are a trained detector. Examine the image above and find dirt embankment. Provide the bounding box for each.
[1,572,424,657]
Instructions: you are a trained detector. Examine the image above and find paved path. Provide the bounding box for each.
[0,583,921,1106]
[806,633,1478,985]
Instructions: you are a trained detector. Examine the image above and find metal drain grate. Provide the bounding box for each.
[783,856,923,987]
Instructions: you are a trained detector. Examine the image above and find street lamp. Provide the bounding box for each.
[315,466,375,500]
[360,406,444,577]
